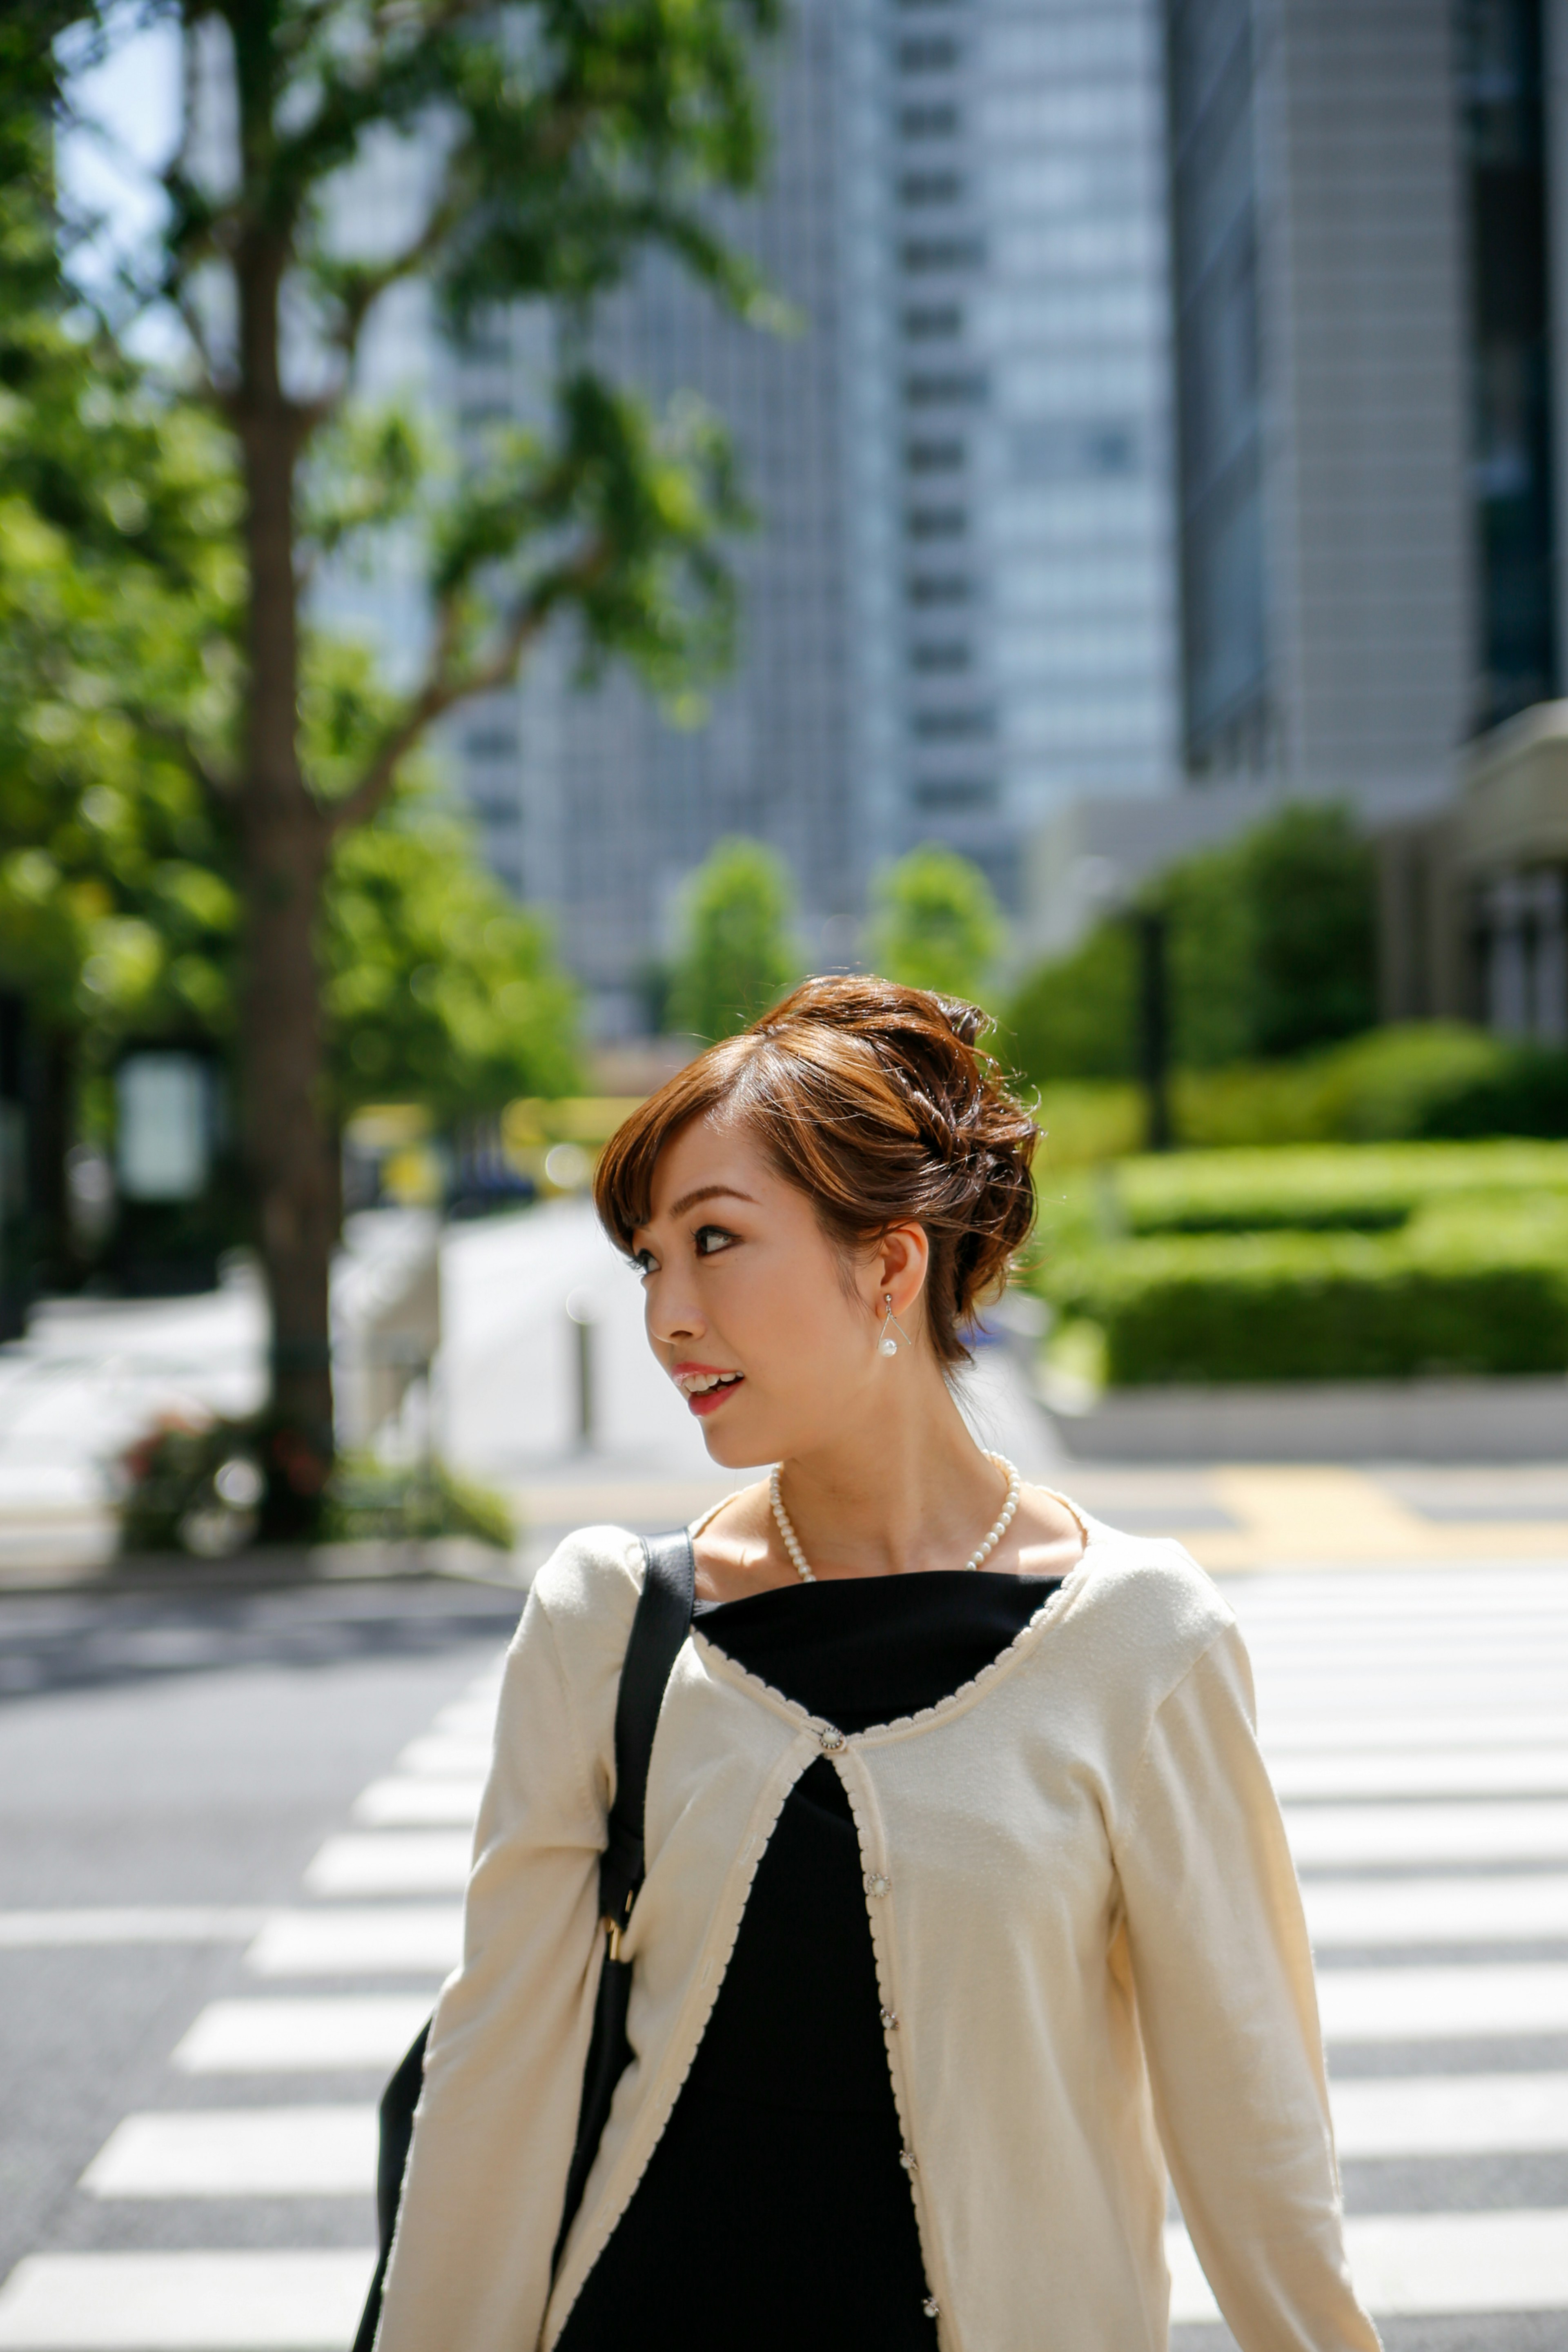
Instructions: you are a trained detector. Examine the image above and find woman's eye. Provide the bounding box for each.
[693,1225,737,1258]
[628,1248,655,1277]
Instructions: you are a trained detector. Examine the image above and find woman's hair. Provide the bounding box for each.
[593,975,1039,1365]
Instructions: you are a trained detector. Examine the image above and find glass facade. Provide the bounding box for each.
[888,0,1180,898]
[1165,0,1267,775]
[1457,0,1559,731]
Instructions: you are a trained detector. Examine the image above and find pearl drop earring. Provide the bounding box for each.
[878,1293,911,1356]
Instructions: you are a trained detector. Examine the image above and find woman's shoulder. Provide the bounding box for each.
[1051,1507,1238,1690]
[527,1521,648,1636]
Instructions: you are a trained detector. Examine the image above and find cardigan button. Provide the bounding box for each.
[880,2008,898,2030]
[922,2296,940,2320]
[865,1870,891,1897]
[819,1728,845,1752]
[900,2148,918,2174]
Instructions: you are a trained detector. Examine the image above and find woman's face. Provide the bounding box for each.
[630,1111,915,1468]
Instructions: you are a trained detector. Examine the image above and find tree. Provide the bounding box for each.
[1004,802,1379,1091]
[1004,922,1137,1089]
[667,836,797,1042]
[325,782,579,1121]
[40,0,778,1521]
[868,843,1003,1004]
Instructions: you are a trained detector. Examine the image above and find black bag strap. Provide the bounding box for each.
[597,1526,698,1937]
[353,1528,697,2352]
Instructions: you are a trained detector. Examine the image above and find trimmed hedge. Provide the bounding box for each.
[1112,1140,1568,1236]
[1043,1193,1568,1386]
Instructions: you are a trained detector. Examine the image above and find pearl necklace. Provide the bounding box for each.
[769,1452,1022,1584]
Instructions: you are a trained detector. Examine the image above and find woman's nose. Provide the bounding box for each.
[646,1279,704,1348]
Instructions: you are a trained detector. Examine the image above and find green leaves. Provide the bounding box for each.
[868,844,1004,1006]
[666,834,797,1042]
[323,783,581,1118]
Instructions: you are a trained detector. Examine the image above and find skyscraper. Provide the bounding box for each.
[1163,0,1559,794]
[429,0,1185,1033]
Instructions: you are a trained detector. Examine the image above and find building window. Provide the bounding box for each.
[1477,869,1568,1038]
[906,506,967,541]
[911,641,972,673]
[465,731,519,760]
[905,370,988,408]
[900,104,960,137]
[1457,0,1558,730]
[902,236,985,273]
[908,574,971,606]
[904,306,962,340]
[898,38,960,72]
[907,437,966,472]
[1167,0,1269,770]
[912,778,997,811]
[913,706,993,741]
[900,172,964,206]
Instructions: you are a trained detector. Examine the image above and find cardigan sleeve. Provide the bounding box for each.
[1115,1623,1381,2352]
[373,1567,621,2352]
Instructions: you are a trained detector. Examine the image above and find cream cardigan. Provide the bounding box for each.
[375,1512,1381,2352]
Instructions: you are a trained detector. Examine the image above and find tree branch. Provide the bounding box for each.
[326,536,614,837]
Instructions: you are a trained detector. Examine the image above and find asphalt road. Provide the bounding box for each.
[1,1560,1566,2351]
[0,1577,520,2301]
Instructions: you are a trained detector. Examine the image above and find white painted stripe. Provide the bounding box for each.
[1285,1799,1568,1869]
[245,1906,461,1979]
[351,1778,482,1827]
[1318,1962,1568,2042]
[1265,1714,1568,1754]
[0,1909,264,1949]
[394,1735,492,1777]
[81,2108,375,2199]
[430,1703,498,1740]
[0,2251,374,2347]
[1167,2209,1568,2325]
[1272,1747,1568,1800]
[171,1996,431,2075]
[1330,2071,1568,2156]
[303,1833,471,1898]
[1304,1872,1568,1947]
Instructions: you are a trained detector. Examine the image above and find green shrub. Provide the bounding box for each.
[1039,1192,1568,1386]
[869,843,1004,1003]
[1112,1140,1568,1236]
[1004,926,1138,1084]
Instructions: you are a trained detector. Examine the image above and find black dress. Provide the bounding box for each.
[555,1570,1065,2352]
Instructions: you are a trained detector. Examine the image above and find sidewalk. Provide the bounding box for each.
[4,1200,1568,1587]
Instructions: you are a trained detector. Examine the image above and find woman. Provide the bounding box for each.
[376,977,1379,2352]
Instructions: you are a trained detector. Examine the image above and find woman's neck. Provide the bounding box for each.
[775,1374,1007,1581]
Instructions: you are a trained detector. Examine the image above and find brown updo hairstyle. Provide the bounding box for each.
[593,975,1039,1366]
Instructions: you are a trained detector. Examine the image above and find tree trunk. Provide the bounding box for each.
[234,228,336,1529]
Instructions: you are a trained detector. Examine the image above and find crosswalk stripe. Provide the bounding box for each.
[351,1778,482,1826]
[303,1833,471,1898]
[245,1906,461,1978]
[1263,1713,1568,1753]
[1304,1871,1568,1947]
[81,2110,375,2200]
[0,2251,374,2347]
[1168,2208,1568,2325]
[0,1909,264,1949]
[171,1997,431,2075]
[430,1702,499,1739]
[1329,2071,1568,2156]
[1271,1746,1568,1799]
[394,1735,492,1777]
[1317,1961,1568,2042]
[1284,1797,1568,1868]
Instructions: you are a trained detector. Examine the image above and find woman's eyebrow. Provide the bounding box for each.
[665,1183,759,1219]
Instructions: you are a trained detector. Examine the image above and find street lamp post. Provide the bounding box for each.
[565,1289,598,1452]
[1133,907,1173,1153]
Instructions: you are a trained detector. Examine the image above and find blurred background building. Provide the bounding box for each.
[331,0,1186,1038]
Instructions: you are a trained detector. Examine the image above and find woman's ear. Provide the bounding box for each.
[874,1223,929,1321]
